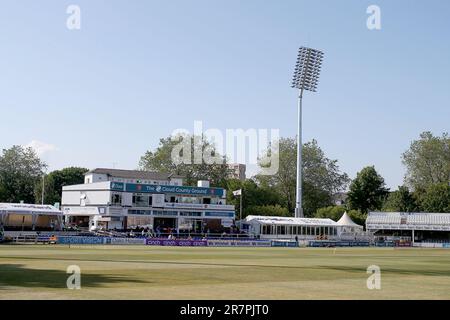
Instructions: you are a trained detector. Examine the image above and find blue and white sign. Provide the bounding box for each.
[204,212,235,218]
[111,182,125,191]
[121,182,225,197]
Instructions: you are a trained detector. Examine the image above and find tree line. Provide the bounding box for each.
[0,131,448,223]
[0,145,87,205]
[139,131,449,222]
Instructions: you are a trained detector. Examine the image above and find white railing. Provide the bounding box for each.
[367,224,450,231]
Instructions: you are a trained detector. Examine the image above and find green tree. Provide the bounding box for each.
[0,145,46,203]
[402,131,450,190]
[256,138,349,217]
[418,183,450,213]
[302,182,332,217]
[226,179,282,219]
[34,167,88,205]
[139,134,231,187]
[382,186,418,212]
[315,205,346,221]
[347,166,389,213]
[245,205,290,217]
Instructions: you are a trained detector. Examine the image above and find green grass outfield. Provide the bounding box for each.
[0,245,449,299]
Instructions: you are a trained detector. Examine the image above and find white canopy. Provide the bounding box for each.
[244,215,337,227]
[336,212,362,228]
[0,203,62,216]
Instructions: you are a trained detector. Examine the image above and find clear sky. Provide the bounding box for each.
[0,0,449,189]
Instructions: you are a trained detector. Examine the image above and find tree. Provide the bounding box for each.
[139,134,231,187]
[256,138,350,217]
[34,167,88,205]
[315,205,346,221]
[225,179,282,219]
[402,131,450,190]
[382,186,418,212]
[347,166,389,213]
[0,145,46,203]
[245,205,290,217]
[418,183,450,213]
[302,182,332,217]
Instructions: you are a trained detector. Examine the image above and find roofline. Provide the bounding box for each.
[368,211,450,215]
[85,168,184,179]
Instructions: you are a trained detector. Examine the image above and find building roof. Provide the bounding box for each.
[87,168,184,181]
[336,212,362,227]
[244,215,337,226]
[366,212,450,231]
[0,203,62,215]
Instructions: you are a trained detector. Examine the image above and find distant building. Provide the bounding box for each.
[84,168,184,186]
[240,212,365,241]
[366,212,450,245]
[0,203,63,231]
[62,168,235,232]
[333,192,348,206]
[227,164,246,181]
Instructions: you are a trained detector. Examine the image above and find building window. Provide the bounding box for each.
[153,210,178,216]
[179,211,201,217]
[133,194,150,207]
[111,194,122,206]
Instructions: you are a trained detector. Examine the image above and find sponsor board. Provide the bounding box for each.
[309,240,370,247]
[207,239,272,247]
[108,238,147,245]
[415,243,450,248]
[58,236,145,245]
[146,239,207,247]
[375,241,395,247]
[271,240,299,247]
[394,241,412,247]
[57,236,106,245]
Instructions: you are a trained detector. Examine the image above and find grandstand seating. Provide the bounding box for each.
[366,213,402,225]
[367,212,450,227]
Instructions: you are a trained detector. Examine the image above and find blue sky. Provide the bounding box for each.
[0,0,449,189]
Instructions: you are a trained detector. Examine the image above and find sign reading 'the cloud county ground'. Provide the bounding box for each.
[110,182,225,197]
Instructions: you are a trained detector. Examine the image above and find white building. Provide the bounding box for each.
[366,212,450,244]
[240,212,365,241]
[61,168,235,233]
[0,203,63,231]
[227,164,246,181]
[336,212,364,235]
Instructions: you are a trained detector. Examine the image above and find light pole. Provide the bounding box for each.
[41,173,45,205]
[291,47,324,218]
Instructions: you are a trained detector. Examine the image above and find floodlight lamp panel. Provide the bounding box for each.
[290,46,324,92]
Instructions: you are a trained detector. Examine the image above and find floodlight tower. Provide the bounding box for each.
[291,47,324,218]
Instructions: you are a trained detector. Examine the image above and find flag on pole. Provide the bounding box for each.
[232,189,242,196]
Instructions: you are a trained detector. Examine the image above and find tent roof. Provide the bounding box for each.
[336,212,361,227]
[244,215,337,226]
[0,203,62,215]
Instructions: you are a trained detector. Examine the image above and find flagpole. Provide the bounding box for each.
[240,191,243,221]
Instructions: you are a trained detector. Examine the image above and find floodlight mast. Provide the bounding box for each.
[291,47,323,218]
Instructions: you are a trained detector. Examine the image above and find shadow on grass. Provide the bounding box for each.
[0,264,148,289]
[322,265,450,277]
